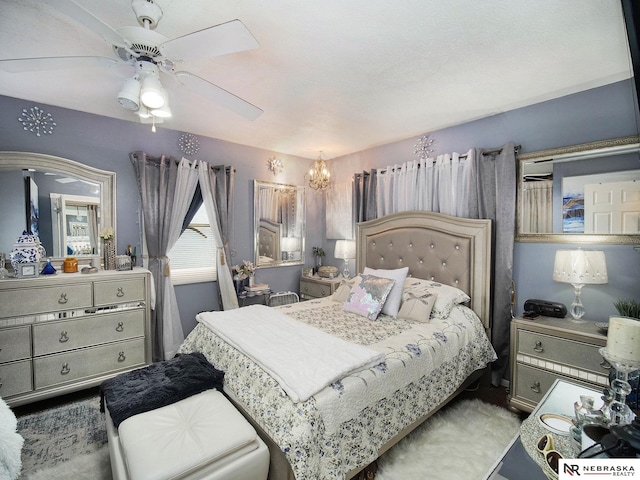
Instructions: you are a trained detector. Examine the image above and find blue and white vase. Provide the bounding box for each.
[10,230,46,274]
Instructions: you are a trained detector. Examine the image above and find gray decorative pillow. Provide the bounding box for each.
[397,290,438,322]
[402,278,470,318]
[363,267,408,317]
[330,275,361,303]
[343,274,395,321]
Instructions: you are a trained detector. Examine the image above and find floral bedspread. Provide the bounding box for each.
[178,297,496,480]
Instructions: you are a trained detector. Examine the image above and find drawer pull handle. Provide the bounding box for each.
[533,341,544,353]
[58,293,68,304]
[118,352,126,362]
[61,363,71,375]
[600,359,612,370]
[116,322,124,332]
[530,381,541,393]
[59,331,69,343]
[116,287,125,298]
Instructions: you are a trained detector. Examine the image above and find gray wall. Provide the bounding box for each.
[330,79,640,322]
[0,94,321,334]
[1,78,639,334]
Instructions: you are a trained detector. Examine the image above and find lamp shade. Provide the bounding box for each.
[553,249,608,285]
[334,239,356,260]
[117,77,141,110]
[140,74,165,109]
[281,236,300,252]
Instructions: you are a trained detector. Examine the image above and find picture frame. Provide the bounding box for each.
[16,262,39,278]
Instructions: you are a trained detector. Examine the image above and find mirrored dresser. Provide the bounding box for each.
[0,268,151,406]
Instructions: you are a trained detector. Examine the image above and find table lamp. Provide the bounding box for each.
[553,248,607,322]
[599,316,640,427]
[334,239,356,278]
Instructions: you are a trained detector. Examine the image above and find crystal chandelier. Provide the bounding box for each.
[307,151,331,190]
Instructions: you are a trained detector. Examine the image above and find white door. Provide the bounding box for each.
[584,180,640,233]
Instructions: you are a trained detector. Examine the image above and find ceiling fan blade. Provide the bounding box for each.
[43,0,130,50]
[161,20,258,63]
[174,71,263,121]
[0,56,118,72]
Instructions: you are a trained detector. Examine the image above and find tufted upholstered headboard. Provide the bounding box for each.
[356,211,492,330]
[258,219,282,261]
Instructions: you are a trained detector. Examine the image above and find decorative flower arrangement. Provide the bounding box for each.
[232,260,255,280]
[312,246,325,258]
[99,227,115,241]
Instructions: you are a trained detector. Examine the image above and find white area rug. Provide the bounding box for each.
[16,396,520,480]
[376,399,521,480]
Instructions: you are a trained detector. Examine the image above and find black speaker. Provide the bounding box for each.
[523,299,567,318]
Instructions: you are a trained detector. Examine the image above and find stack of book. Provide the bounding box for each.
[245,283,270,292]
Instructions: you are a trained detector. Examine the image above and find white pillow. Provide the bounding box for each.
[363,267,409,317]
[402,277,470,318]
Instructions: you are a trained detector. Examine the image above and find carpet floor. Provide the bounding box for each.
[14,395,520,480]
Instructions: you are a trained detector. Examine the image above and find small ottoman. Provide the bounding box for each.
[106,390,269,480]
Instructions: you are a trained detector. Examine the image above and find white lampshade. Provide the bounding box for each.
[281,236,300,252]
[140,74,165,109]
[151,89,172,118]
[553,249,608,285]
[334,240,356,260]
[117,77,141,110]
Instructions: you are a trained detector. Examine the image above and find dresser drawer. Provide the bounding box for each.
[514,364,559,406]
[0,326,31,362]
[0,283,92,317]
[34,338,145,389]
[94,278,145,307]
[0,360,33,398]
[517,330,608,375]
[300,280,333,299]
[33,309,146,356]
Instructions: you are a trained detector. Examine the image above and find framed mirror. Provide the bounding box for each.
[516,135,640,244]
[253,180,305,268]
[0,151,116,264]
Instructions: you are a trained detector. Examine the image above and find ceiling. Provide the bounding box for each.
[0,1,633,159]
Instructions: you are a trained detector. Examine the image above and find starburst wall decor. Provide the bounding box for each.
[267,156,283,176]
[18,106,56,137]
[178,132,200,156]
[414,134,436,160]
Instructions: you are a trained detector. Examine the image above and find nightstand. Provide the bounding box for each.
[508,316,610,413]
[299,275,342,300]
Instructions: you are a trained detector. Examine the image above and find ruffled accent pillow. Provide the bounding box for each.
[402,277,470,318]
[330,275,361,303]
[362,267,408,318]
[397,290,438,322]
[343,274,395,320]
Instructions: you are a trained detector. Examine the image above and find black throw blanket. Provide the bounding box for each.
[100,352,224,428]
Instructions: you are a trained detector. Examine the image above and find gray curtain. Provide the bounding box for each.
[353,170,377,223]
[198,163,238,310]
[469,143,517,386]
[130,151,196,361]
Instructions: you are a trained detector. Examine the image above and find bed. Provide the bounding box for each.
[178,211,497,480]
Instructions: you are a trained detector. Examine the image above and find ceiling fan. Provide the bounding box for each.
[0,0,263,125]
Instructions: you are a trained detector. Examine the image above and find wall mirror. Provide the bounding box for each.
[516,135,640,244]
[0,151,116,264]
[253,180,305,268]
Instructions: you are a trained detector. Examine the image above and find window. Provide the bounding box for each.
[168,205,217,285]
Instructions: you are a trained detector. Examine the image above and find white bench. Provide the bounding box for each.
[106,389,269,480]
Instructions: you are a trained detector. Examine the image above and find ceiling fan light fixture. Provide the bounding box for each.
[140,74,164,109]
[117,77,141,110]
[151,89,172,117]
[137,106,152,118]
